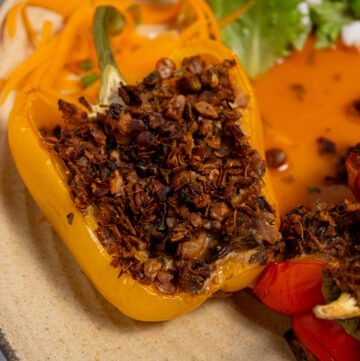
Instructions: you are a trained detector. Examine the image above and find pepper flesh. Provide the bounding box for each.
[8,40,278,321]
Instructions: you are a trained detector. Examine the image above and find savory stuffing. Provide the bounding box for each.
[281,200,360,303]
[42,56,278,295]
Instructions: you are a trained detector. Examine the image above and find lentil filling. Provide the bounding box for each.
[42,56,278,295]
[281,200,360,303]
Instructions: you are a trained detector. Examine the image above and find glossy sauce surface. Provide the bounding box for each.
[253,41,360,214]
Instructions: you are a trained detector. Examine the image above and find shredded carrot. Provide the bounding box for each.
[41,4,93,87]
[6,2,25,39]
[55,78,82,92]
[0,38,58,105]
[179,21,204,44]
[138,1,183,25]
[68,34,93,64]
[21,5,37,44]
[218,1,254,28]
[25,59,51,87]
[196,0,221,41]
[66,63,84,76]
[28,0,83,18]
[92,0,133,13]
[70,33,98,69]
[38,20,53,46]
[2,0,225,102]
[186,0,208,40]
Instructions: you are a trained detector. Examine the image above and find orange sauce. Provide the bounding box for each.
[253,40,360,215]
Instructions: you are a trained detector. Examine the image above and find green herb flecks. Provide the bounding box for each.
[80,59,94,71]
[81,73,99,88]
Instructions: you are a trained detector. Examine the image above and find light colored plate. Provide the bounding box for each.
[0,1,292,360]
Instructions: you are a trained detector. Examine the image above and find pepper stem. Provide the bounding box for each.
[93,6,126,105]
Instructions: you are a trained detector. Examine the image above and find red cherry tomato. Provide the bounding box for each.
[293,312,360,361]
[253,262,326,315]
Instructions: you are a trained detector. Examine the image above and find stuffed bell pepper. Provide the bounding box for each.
[283,200,360,361]
[8,6,279,321]
[254,157,360,360]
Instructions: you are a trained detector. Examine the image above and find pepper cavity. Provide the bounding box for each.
[42,56,279,295]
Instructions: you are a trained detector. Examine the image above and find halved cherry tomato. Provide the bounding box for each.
[253,262,326,315]
[293,312,360,361]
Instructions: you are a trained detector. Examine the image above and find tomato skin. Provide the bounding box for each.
[293,312,360,361]
[253,262,326,315]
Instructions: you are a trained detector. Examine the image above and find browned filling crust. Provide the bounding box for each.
[281,200,360,303]
[42,56,278,295]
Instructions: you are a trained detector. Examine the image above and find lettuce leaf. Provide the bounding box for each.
[309,0,360,49]
[350,0,360,16]
[309,1,351,48]
[208,0,311,78]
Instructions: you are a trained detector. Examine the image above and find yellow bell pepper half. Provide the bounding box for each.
[8,40,278,321]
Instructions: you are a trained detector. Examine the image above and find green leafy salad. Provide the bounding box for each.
[208,0,360,77]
